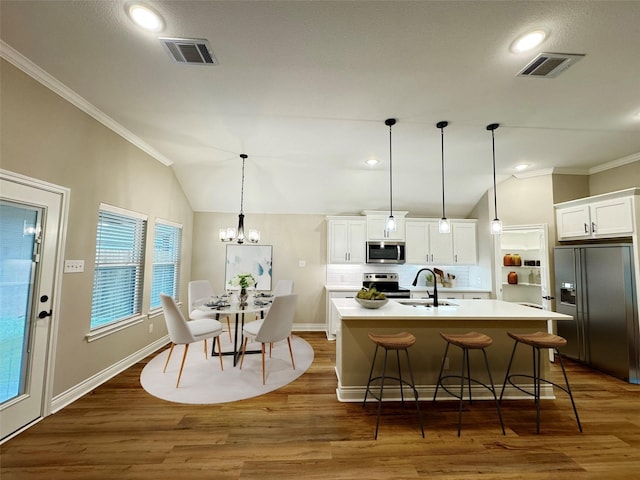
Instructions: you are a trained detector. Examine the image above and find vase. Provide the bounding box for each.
[512,253,522,266]
[503,253,514,266]
[239,287,248,306]
[507,271,518,285]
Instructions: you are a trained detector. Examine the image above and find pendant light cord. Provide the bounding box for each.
[491,129,498,219]
[388,124,393,217]
[239,154,247,214]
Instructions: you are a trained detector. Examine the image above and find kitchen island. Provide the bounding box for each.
[332,298,574,402]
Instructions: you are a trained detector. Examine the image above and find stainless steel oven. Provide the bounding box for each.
[366,241,405,264]
[362,273,411,298]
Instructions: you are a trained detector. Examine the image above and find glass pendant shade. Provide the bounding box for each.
[491,218,503,235]
[439,218,451,234]
[220,154,260,244]
[385,215,397,233]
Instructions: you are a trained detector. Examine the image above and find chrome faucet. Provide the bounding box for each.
[411,268,440,307]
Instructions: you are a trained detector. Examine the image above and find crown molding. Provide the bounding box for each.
[588,151,640,174]
[0,40,173,166]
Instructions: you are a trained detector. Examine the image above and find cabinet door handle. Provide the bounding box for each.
[584,223,588,234]
[454,254,458,263]
[591,222,596,233]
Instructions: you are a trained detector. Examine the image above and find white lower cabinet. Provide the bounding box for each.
[326,290,358,338]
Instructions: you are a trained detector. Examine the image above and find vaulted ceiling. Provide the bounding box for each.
[2,1,639,217]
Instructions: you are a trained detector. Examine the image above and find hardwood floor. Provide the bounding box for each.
[2,332,640,479]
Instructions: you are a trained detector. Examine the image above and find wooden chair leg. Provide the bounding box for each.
[216,336,224,371]
[287,336,296,370]
[261,343,266,384]
[203,339,208,358]
[176,343,190,388]
[239,337,249,369]
[226,316,232,342]
[163,343,175,373]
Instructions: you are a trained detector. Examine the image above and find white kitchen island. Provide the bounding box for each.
[332,298,574,402]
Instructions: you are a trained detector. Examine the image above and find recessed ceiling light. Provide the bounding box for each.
[127,3,164,32]
[366,158,379,166]
[511,30,547,53]
[514,164,530,171]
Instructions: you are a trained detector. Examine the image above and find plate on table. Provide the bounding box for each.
[255,293,274,298]
[254,300,272,307]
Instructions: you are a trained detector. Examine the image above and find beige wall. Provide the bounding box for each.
[589,160,640,196]
[1,59,194,396]
[191,212,327,327]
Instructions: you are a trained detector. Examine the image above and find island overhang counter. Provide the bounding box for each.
[332,298,574,402]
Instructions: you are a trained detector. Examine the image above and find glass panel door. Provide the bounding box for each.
[0,202,39,404]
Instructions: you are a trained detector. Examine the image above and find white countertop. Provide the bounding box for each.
[332,298,573,321]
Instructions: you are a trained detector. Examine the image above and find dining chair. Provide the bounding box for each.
[239,293,298,384]
[272,279,294,296]
[160,293,224,387]
[188,279,232,341]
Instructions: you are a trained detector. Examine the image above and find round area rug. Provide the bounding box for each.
[140,335,314,404]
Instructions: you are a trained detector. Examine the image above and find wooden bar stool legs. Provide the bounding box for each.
[363,332,424,439]
[500,332,582,434]
[433,332,505,436]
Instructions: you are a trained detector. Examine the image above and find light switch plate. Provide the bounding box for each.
[64,260,84,273]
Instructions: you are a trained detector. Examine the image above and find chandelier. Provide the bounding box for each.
[219,154,260,244]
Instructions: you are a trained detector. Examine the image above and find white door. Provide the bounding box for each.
[1,176,62,440]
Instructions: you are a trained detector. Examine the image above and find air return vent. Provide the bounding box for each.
[517,52,584,78]
[159,37,218,65]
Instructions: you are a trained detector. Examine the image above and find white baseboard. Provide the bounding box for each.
[50,336,169,413]
[292,322,326,332]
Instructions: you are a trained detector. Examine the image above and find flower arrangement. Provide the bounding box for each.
[229,273,256,289]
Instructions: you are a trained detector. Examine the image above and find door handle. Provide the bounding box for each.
[542,295,554,300]
[38,310,52,319]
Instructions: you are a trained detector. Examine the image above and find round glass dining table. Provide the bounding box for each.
[197,297,272,366]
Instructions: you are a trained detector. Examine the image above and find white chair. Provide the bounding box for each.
[272,279,294,296]
[188,279,232,341]
[239,294,298,384]
[160,293,224,388]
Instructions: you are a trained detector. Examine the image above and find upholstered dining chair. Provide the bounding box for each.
[272,279,294,296]
[239,293,298,384]
[188,279,232,341]
[160,293,224,388]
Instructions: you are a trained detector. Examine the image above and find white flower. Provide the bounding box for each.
[229,273,256,289]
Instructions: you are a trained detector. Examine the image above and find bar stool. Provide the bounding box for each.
[500,332,582,434]
[362,332,424,439]
[433,332,505,436]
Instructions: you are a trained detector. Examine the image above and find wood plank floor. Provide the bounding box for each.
[2,332,640,479]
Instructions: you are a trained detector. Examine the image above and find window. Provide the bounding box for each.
[90,204,147,330]
[150,219,182,309]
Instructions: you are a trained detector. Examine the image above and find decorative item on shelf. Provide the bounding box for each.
[487,123,502,235]
[384,118,397,236]
[220,154,260,244]
[437,120,451,233]
[512,253,522,266]
[507,271,518,285]
[528,270,535,284]
[503,253,514,266]
[535,269,541,285]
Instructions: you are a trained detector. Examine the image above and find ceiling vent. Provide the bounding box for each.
[517,52,584,78]
[159,37,218,65]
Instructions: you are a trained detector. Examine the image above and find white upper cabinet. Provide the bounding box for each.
[452,221,478,264]
[327,217,366,264]
[555,189,638,240]
[405,219,476,265]
[363,211,407,241]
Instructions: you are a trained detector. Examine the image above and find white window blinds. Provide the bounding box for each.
[150,220,182,309]
[91,205,147,330]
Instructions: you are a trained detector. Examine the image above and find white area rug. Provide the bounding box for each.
[140,335,313,404]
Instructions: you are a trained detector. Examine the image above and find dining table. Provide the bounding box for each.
[197,294,273,366]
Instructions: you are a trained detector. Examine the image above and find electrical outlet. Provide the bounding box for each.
[148,323,154,334]
[64,260,84,273]
[298,260,306,267]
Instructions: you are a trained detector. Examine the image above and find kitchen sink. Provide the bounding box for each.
[396,299,458,307]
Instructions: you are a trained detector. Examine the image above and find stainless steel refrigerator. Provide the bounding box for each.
[554,244,639,384]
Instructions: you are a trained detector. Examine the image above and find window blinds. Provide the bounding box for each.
[150,221,182,309]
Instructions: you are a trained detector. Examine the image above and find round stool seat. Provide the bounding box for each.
[507,331,567,349]
[368,332,416,350]
[440,332,493,349]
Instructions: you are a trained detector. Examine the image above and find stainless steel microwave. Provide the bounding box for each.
[366,241,406,264]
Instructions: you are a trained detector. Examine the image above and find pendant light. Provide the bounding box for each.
[487,123,502,235]
[219,154,260,244]
[437,121,450,233]
[384,118,397,236]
